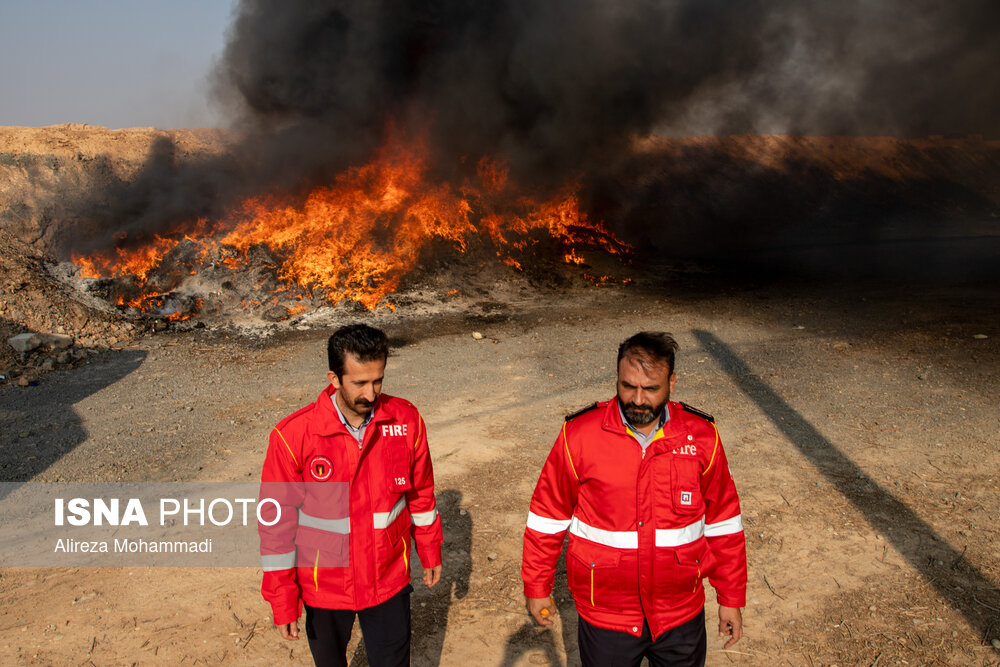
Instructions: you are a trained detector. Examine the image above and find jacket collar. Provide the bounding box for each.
[311,384,394,437]
[601,398,684,441]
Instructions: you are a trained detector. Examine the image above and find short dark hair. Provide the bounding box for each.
[327,324,389,378]
[617,331,679,375]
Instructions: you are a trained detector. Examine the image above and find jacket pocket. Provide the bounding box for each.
[670,456,704,517]
[294,527,349,593]
[294,527,349,569]
[567,537,624,609]
[655,539,713,595]
[376,513,411,584]
[384,442,413,493]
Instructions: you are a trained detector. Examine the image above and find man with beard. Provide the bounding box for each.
[259,324,442,667]
[521,332,746,666]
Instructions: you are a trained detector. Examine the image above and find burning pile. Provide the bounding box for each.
[71,134,629,321]
[62,1,999,321]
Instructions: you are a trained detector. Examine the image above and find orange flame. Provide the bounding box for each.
[74,234,183,281]
[72,134,630,315]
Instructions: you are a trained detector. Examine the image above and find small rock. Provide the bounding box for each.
[262,305,291,322]
[459,509,468,516]
[487,552,498,561]
[38,333,73,350]
[832,341,851,351]
[8,333,42,354]
[991,638,1000,650]
[55,351,72,365]
[38,358,56,372]
[17,376,32,387]
[973,334,988,339]
[472,332,483,340]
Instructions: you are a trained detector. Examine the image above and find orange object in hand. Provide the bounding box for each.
[540,608,550,617]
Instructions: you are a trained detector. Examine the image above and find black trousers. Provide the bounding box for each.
[578,609,707,667]
[304,584,412,667]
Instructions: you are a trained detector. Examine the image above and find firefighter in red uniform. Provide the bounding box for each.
[522,332,747,666]
[258,324,443,667]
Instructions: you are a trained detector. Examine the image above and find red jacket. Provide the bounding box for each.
[259,386,442,624]
[522,399,746,639]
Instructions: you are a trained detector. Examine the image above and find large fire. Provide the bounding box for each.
[72,135,629,316]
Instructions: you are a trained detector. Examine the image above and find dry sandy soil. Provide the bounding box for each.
[1,276,998,666]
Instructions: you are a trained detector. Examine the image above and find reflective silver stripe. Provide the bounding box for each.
[261,551,296,571]
[526,511,572,535]
[373,496,407,529]
[655,517,705,547]
[568,516,706,549]
[298,510,350,534]
[410,507,439,527]
[569,516,638,549]
[705,514,743,537]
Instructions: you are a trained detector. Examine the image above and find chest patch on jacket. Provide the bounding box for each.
[680,491,693,505]
[309,455,333,481]
[381,424,408,437]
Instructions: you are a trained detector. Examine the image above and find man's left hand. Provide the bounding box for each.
[423,565,442,588]
[718,605,743,648]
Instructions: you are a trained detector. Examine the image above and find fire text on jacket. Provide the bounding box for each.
[381,424,408,437]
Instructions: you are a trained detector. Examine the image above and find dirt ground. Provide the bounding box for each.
[1,277,998,666]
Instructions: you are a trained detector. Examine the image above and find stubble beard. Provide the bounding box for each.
[623,396,668,426]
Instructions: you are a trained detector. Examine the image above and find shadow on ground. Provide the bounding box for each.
[499,553,577,667]
[0,348,146,488]
[694,329,1000,655]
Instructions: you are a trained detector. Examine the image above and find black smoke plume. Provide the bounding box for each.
[214,0,998,177]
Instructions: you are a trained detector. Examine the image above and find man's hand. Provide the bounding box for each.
[423,564,442,588]
[527,596,557,626]
[718,606,743,648]
[278,621,299,641]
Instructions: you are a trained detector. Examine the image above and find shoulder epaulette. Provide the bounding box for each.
[565,402,600,422]
[680,402,715,423]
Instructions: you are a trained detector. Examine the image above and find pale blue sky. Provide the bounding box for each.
[0,1,235,129]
